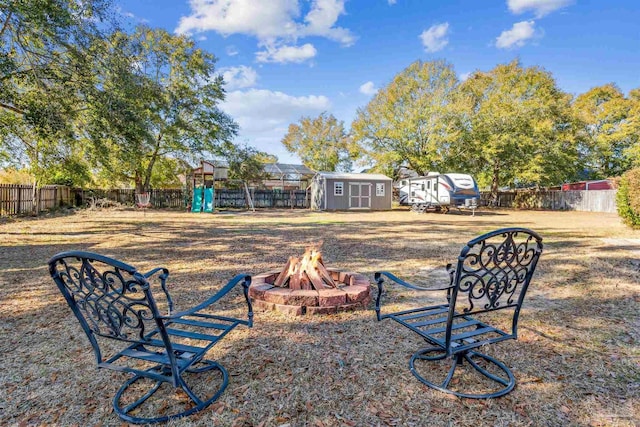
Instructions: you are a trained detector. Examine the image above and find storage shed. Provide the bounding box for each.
[310,172,393,211]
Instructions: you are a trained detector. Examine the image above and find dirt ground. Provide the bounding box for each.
[0,207,638,426]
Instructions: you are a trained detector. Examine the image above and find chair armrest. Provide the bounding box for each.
[375,271,454,291]
[142,267,173,315]
[159,274,253,326]
[374,271,454,321]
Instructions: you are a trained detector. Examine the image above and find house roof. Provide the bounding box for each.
[201,159,229,168]
[263,163,315,176]
[316,172,392,180]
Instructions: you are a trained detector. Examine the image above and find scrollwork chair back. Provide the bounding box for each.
[447,228,543,345]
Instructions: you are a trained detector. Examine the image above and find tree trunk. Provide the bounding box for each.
[490,161,500,205]
[135,171,145,194]
[142,134,163,193]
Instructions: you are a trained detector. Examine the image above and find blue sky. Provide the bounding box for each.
[117,0,640,164]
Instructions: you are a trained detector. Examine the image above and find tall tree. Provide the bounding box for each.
[457,60,579,198]
[85,26,238,192]
[573,84,640,178]
[350,60,460,177]
[282,112,353,171]
[0,0,109,208]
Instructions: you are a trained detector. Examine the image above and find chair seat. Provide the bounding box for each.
[100,312,243,379]
[385,303,512,354]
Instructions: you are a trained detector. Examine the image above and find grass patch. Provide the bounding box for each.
[1,208,639,426]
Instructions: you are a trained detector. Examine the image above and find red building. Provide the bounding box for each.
[561,179,614,191]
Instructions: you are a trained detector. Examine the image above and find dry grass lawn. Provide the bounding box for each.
[0,207,639,426]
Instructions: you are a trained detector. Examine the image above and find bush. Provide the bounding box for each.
[616,168,640,228]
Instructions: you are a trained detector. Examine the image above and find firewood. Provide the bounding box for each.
[306,264,327,290]
[274,257,293,287]
[316,262,337,288]
[290,261,302,290]
[271,246,340,291]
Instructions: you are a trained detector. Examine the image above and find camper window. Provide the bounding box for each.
[376,183,385,197]
[426,181,431,190]
[421,184,425,191]
[334,182,344,196]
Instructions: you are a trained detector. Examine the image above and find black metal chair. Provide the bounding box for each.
[48,251,253,423]
[375,228,543,398]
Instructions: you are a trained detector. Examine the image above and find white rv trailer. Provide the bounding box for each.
[398,173,480,212]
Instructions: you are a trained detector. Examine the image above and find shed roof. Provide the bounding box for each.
[316,172,392,180]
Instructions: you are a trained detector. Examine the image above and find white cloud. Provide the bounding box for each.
[221,88,331,161]
[226,45,239,56]
[256,43,317,63]
[359,81,378,95]
[495,20,537,49]
[388,0,397,4]
[223,89,330,131]
[459,72,471,81]
[301,0,355,45]
[176,0,355,47]
[507,0,573,17]
[419,22,450,53]
[220,66,258,90]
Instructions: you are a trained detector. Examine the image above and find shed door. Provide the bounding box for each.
[349,183,371,209]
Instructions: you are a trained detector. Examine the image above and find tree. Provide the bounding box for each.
[616,167,640,228]
[282,112,353,171]
[84,26,238,193]
[573,84,640,178]
[222,143,271,186]
[0,0,109,210]
[457,60,580,198]
[351,60,460,176]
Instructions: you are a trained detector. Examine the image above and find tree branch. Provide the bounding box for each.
[0,102,26,115]
[0,10,12,38]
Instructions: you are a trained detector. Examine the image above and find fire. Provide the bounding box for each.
[273,247,337,290]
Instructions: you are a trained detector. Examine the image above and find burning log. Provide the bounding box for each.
[273,247,337,291]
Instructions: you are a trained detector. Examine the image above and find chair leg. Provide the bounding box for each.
[409,348,516,399]
[113,360,229,424]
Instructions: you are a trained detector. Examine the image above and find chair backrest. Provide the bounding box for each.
[48,251,166,363]
[447,228,543,344]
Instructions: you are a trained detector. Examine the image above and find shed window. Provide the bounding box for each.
[376,183,385,197]
[334,182,344,196]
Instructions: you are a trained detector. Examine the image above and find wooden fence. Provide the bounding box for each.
[480,189,618,213]
[75,188,186,209]
[74,188,309,210]
[0,184,72,216]
[1,184,619,216]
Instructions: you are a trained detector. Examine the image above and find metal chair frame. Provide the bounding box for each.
[48,251,253,423]
[375,228,543,398]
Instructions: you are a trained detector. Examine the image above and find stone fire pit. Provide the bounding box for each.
[248,248,371,315]
[249,269,371,315]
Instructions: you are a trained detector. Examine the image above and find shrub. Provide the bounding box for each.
[616,168,640,228]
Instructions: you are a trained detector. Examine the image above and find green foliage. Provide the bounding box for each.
[573,84,640,178]
[282,112,353,171]
[616,168,640,228]
[84,26,238,192]
[351,60,460,176]
[457,60,580,197]
[222,143,271,185]
[0,167,33,184]
[0,0,109,188]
